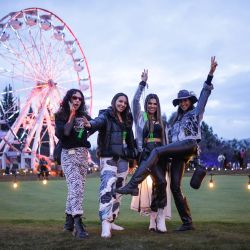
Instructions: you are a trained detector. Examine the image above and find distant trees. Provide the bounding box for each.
[199,121,250,167]
[0,84,19,130]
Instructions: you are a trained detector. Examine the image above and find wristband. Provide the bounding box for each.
[139,81,146,87]
[206,75,213,85]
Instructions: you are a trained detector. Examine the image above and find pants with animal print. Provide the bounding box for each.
[99,157,128,222]
[61,147,89,216]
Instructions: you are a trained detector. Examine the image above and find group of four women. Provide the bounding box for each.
[55,57,218,239]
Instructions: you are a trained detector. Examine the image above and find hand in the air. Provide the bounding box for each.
[209,56,218,75]
[141,69,148,82]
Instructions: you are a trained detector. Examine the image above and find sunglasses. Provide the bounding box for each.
[71,96,83,101]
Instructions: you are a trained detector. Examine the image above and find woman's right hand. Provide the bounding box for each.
[68,101,76,119]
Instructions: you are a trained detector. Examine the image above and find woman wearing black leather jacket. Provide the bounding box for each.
[117,57,218,231]
[84,92,136,238]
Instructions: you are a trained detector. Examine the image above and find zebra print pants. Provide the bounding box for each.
[61,147,88,216]
[99,157,128,222]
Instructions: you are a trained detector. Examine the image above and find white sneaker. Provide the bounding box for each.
[101,220,111,238]
[156,209,167,233]
[111,223,124,231]
[149,212,157,231]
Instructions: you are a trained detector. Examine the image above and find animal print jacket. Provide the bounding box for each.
[168,81,214,143]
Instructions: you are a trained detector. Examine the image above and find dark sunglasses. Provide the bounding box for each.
[71,96,83,101]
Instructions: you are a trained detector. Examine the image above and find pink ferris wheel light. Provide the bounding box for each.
[0,7,93,169]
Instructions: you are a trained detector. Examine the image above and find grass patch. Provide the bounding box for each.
[0,175,249,249]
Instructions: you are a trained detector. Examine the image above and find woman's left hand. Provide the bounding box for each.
[141,69,148,82]
[209,56,218,75]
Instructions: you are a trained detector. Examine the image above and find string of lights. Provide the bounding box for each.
[1,168,248,191]
[0,166,99,189]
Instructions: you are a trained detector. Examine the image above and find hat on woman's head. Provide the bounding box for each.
[172,89,198,107]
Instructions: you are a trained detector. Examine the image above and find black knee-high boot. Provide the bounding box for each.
[117,140,197,195]
[176,197,195,231]
[152,162,167,209]
[171,158,194,231]
[116,162,150,195]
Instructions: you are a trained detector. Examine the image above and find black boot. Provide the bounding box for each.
[117,140,197,196]
[151,163,167,210]
[177,223,195,231]
[63,213,74,232]
[73,215,89,239]
[170,157,195,232]
[116,162,150,195]
[175,197,195,231]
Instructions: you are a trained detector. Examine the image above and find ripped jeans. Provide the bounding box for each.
[99,157,128,222]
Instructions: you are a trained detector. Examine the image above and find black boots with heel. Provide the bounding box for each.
[72,215,89,239]
[116,161,150,195]
[117,140,197,195]
[63,213,74,232]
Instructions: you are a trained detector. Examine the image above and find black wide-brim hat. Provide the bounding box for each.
[172,89,198,107]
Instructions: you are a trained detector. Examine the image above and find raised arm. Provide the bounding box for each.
[64,101,76,136]
[195,56,218,119]
[208,56,218,76]
[132,69,148,121]
[85,111,107,134]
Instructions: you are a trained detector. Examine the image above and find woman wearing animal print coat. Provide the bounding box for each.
[55,89,91,239]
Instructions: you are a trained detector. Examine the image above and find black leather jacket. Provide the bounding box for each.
[89,107,136,159]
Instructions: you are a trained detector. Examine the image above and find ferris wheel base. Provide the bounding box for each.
[0,152,49,170]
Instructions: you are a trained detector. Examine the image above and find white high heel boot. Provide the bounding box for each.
[156,208,167,233]
[101,220,112,238]
[111,223,124,231]
[149,211,157,231]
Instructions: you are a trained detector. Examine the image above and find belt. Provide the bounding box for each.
[144,138,162,143]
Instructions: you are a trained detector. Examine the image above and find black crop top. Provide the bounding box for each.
[143,122,162,140]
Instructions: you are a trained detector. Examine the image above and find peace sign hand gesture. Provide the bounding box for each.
[209,56,218,76]
[141,69,148,82]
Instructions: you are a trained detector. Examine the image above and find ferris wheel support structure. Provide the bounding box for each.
[0,82,60,169]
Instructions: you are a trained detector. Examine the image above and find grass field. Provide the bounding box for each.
[0,174,249,249]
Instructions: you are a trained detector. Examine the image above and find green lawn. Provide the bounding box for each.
[0,175,249,249]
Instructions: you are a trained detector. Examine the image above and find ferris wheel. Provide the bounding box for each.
[0,7,93,169]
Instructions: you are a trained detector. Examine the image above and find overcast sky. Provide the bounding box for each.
[1,0,250,142]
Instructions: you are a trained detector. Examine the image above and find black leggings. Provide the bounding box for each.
[141,139,197,224]
[150,161,167,211]
[140,142,167,211]
[143,140,197,171]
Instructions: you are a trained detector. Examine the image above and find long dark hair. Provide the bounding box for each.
[174,103,195,123]
[144,93,166,144]
[110,92,133,127]
[55,89,87,120]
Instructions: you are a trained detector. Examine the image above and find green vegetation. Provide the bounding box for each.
[0,175,249,249]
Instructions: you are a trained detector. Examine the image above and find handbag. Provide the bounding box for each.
[53,141,62,165]
[190,165,207,189]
